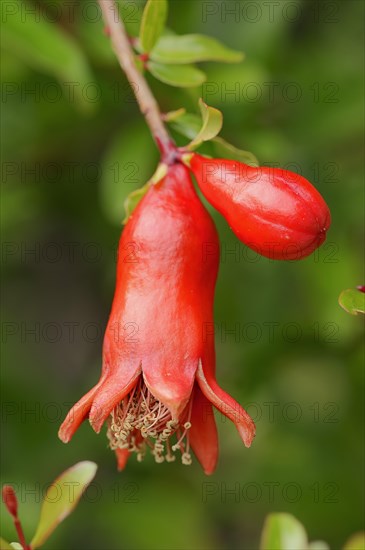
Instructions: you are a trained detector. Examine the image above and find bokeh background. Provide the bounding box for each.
[1,0,364,548]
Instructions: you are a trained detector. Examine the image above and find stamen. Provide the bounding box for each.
[107,376,193,466]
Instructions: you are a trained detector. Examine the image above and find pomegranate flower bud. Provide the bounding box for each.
[2,485,18,518]
[59,164,255,474]
[190,154,331,260]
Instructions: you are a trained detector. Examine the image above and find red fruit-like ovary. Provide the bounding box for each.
[102,162,219,418]
[190,154,331,260]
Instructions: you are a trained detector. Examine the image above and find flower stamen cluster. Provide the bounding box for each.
[107,376,192,465]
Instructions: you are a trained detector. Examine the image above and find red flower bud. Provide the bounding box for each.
[59,163,255,474]
[190,154,331,260]
[2,485,18,518]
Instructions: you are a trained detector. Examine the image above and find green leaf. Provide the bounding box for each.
[343,532,365,550]
[100,121,158,225]
[139,0,168,53]
[213,136,259,166]
[2,0,93,111]
[163,108,186,122]
[123,183,151,224]
[30,461,97,549]
[147,62,206,87]
[187,99,223,149]
[260,513,308,550]
[0,538,13,550]
[170,113,202,140]
[167,107,258,162]
[10,545,22,550]
[150,34,244,64]
[338,289,365,315]
[123,163,167,223]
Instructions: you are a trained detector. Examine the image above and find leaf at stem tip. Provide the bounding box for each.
[139,0,168,53]
[30,461,97,549]
[147,62,206,87]
[162,108,187,122]
[338,289,365,315]
[260,513,308,550]
[150,34,244,64]
[187,99,223,150]
[169,113,201,140]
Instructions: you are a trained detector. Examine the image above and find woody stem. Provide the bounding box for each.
[98,0,175,162]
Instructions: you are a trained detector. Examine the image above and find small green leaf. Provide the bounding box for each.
[10,545,22,550]
[213,136,259,166]
[339,289,365,315]
[187,99,223,150]
[150,34,244,64]
[147,62,206,87]
[2,0,93,111]
[0,538,13,550]
[123,162,167,223]
[343,532,365,550]
[139,0,168,53]
[123,183,151,224]
[260,513,308,550]
[30,461,97,549]
[163,108,186,122]
[170,113,201,140]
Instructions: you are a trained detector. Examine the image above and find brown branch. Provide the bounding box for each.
[98,0,175,161]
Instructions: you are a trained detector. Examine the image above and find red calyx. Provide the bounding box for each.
[190,154,331,260]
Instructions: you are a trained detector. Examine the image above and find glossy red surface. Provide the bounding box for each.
[191,154,331,260]
[59,163,255,474]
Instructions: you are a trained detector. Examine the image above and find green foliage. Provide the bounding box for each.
[30,462,97,548]
[260,513,309,550]
[260,514,364,550]
[147,62,206,87]
[139,0,168,53]
[149,34,244,64]
[2,0,93,111]
[338,289,365,315]
[186,98,223,149]
[165,101,258,162]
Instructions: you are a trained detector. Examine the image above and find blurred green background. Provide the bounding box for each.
[1,0,364,548]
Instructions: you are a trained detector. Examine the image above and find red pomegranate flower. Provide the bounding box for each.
[59,164,255,474]
[189,154,331,260]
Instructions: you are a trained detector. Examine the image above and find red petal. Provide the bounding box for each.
[196,360,255,447]
[58,377,106,443]
[189,384,218,475]
[89,365,141,432]
[142,357,197,419]
[115,448,130,471]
